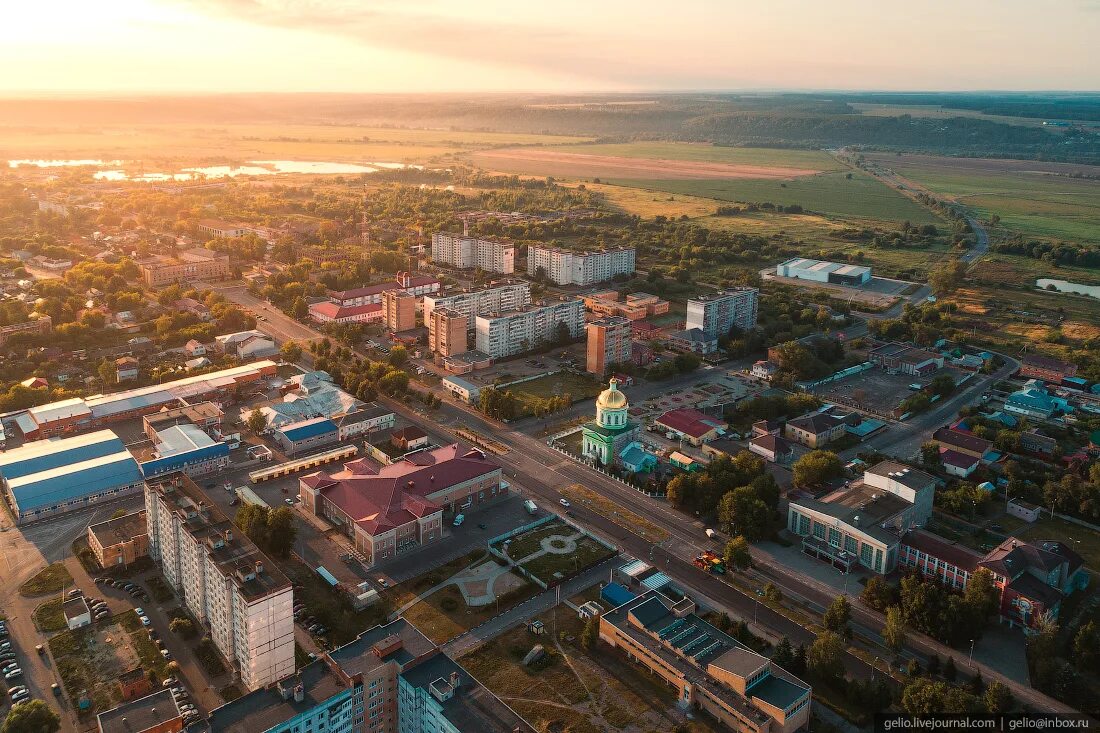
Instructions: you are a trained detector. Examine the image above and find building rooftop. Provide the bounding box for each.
[88,510,147,548]
[980,538,1084,580]
[309,301,382,319]
[328,618,437,678]
[902,529,982,573]
[155,424,218,456]
[277,416,338,442]
[655,408,727,439]
[865,461,937,491]
[796,481,912,544]
[939,449,980,470]
[1021,353,1077,373]
[98,689,181,733]
[146,474,290,601]
[933,427,992,455]
[787,411,844,435]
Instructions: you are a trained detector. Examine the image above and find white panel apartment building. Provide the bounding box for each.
[686,288,759,340]
[526,246,635,286]
[431,233,515,274]
[145,473,295,691]
[475,300,585,359]
[423,282,531,333]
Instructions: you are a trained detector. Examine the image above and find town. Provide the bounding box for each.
[0,18,1099,733]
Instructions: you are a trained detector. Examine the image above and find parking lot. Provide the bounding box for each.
[810,365,968,417]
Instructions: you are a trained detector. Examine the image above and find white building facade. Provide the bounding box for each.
[685,288,759,340]
[423,283,531,333]
[431,233,515,274]
[474,300,585,359]
[526,246,635,286]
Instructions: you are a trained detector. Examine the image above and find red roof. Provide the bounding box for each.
[939,448,979,470]
[933,427,991,454]
[655,408,727,439]
[306,444,500,535]
[309,302,382,320]
[329,283,400,300]
[902,530,982,573]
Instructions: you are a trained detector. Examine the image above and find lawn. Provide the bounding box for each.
[519,537,616,586]
[1014,516,1100,571]
[560,484,670,543]
[506,372,605,417]
[606,170,942,224]
[525,142,843,169]
[282,559,391,647]
[19,562,74,597]
[459,605,725,733]
[401,580,539,645]
[32,598,66,632]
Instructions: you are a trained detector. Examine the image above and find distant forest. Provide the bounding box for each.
[2,92,1098,164]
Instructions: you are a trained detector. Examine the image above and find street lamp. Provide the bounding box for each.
[969,639,975,666]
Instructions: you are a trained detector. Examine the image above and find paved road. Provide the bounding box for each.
[209,284,321,345]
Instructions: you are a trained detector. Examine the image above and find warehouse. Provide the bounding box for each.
[0,430,144,523]
[140,424,230,478]
[777,258,871,286]
[274,416,339,455]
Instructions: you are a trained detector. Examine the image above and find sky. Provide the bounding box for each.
[1,0,1098,94]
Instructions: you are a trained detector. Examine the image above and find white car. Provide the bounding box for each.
[559,498,571,508]
[134,607,144,616]
[5,669,23,680]
[140,616,151,627]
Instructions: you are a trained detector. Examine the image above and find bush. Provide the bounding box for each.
[440,596,459,612]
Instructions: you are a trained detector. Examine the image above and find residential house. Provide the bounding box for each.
[1019,354,1078,385]
[748,434,795,466]
[784,411,846,449]
[116,356,140,382]
[391,426,430,452]
[184,339,207,357]
[654,408,728,446]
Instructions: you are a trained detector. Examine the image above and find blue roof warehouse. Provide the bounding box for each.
[274,416,339,456]
[0,429,144,523]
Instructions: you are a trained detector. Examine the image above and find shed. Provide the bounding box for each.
[601,582,636,608]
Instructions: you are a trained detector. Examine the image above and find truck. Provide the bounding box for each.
[693,551,726,574]
[705,528,718,540]
[524,500,538,515]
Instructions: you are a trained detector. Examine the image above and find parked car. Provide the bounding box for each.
[559,498,571,508]
[452,514,465,527]
[7,685,26,697]
[5,669,23,680]
[67,589,83,599]
[10,690,29,703]
[51,683,61,696]
[0,654,17,664]
[161,649,172,660]
[162,677,178,688]
[141,616,151,628]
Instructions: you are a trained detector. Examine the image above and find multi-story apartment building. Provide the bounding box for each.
[431,233,515,274]
[428,308,468,357]
[197,219,254,239]
[144,473,295,690]
[685,288,759,340]
[194,619,533,733]
[474,300,585,359]
[0,314,51,347]
[139,248,232,287]
[586,316,632,375]
[423,283,531,334]
[382,290,417,333]
[600,590,810,733]
[526,246,635,286]
[299,444,505,568]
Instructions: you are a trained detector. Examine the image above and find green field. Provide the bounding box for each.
[606,170,942,224]
[865,154,1100,244]
[506,372,604,417]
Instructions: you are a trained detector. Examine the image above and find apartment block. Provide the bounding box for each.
[144,473,294,690]
[423,283,531,334]
[586,316,632,375]
[431,233,515,274]
[475,300,585,359]
[194,619,533,733]
[526,246,635,286]
[382,290,417,333]
[429,308,468,357]
[685,288,759,340]
[0,315,52,347]
[139,248,232,287]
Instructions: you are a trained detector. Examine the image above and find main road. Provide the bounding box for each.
[221,283,1070,713]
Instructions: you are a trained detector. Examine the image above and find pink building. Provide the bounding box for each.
[308,302,384,324]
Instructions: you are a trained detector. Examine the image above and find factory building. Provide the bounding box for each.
[777,258,871,286]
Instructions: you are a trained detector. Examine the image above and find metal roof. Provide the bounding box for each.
[0,429,124,480]
[27,397,91,424]
[7,450,142,512]
[278,417,338,442]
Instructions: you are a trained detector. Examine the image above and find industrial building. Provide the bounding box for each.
[685,288,759,341]
[423,283,531,333]
[474,299,585,359]
[192,618,533,733]
[15,361,278,440]
[275,416,340,456]
[776,258,871,286]
[526,246,635,286]
[140,424,231,478]
[428,308,469,357]
[0,429,144,523]
[586,316,632,376]
[216,330,279,359]
[431,232,516,274]
[145,473,295,690]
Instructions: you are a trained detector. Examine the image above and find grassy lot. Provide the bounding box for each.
[507,372,605,418]
[401,579,539,645]
[501,520,573,560]
[520,537,616,586]
[864,153,1100,244]
[560,484,670,543]
[19,563,74,597]
[32,598,67,632]
[0,123,593,165]
[1014,516,1100,571]
[282,559,391,647]
[459,606,724,733]
[605,170,942,224]
[523,142,842,169]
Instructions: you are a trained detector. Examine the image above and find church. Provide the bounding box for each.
[581,377,641,466]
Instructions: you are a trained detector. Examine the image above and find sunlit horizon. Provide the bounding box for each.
[1,0,1097,94]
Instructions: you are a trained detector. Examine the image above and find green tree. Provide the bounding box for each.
[883,606,907,653]
[581,614,599,649]
[1073,620,1100,669]
[246,408,267,434]
[723,536,752,570]
[791,450,843,489]
[772,637,794,669]
[901,678,952,715]
[1,700,61,733]
[764,582,783,605]
[280,340,303,362]
[861,576,899,611]
[265,507,298,558]
[388,345,408,366]
[984,681,1013,714]
[98,359,116,385]
[791,643,807,676]
[823,596,852,638]
[169,617,196,639]
[717,487,770,541]
[943,656,957,682]
[291,296,308,320]
[807,631,846,683]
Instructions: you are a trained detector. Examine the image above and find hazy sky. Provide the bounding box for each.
[2,0,1098,93]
